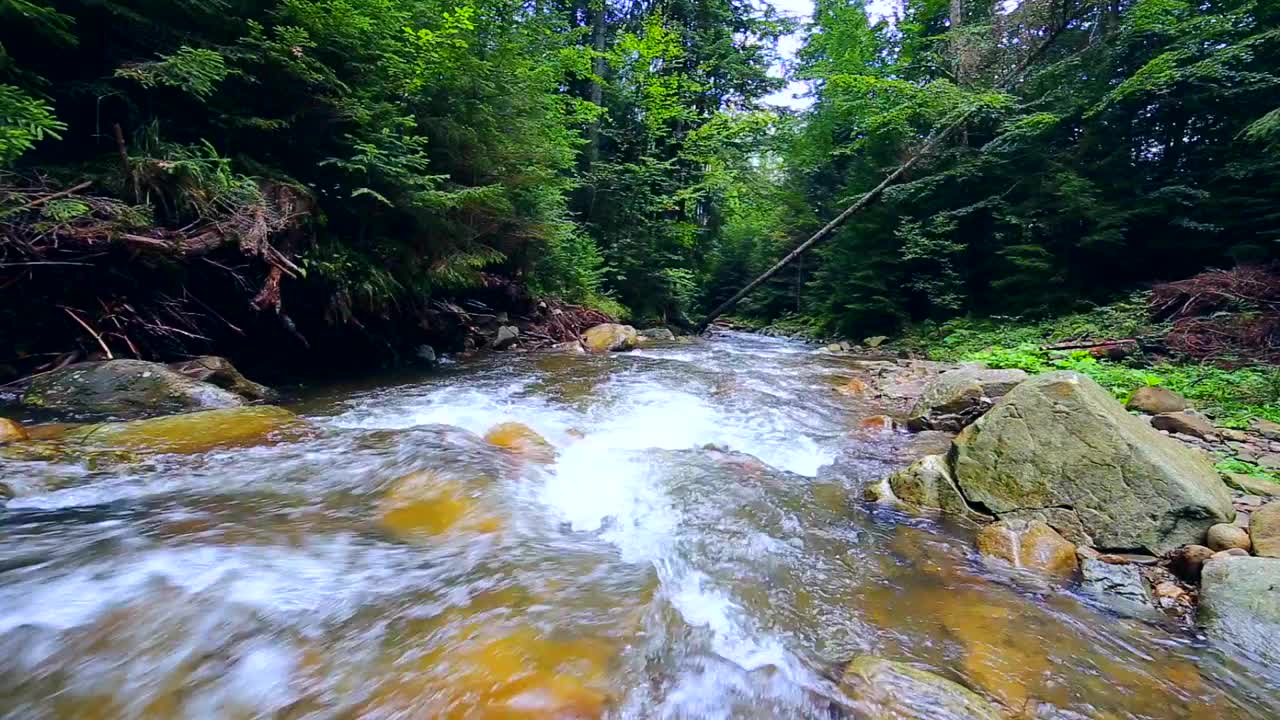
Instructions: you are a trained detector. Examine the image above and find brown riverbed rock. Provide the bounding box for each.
[21,359,244,420]
[1167,544,1215,582]
[1205,523,1252,553]
[484,422,556,463]
[841,656,1003,720]
[580,323,638,353]
[976,519,1078,577]
[0,418,28,444]
[59,406,308,454]
[1223,473,1280,497]
[1150,411,1217,440]
[952,372,1234,555]
[377,470,502,541]
[1250,501,1280,557]
[1125,386,1188,415]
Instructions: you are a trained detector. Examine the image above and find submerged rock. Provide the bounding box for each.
[167,356,278,402]
[21,359,243,420]
[906,366,1027,432]
[841,656,1003,720]
[1125,386,1187,415]
[976,519,1078,577]
[1199,556,1280,666]
[0,418,28,444]
[580,323,638,353]
[60,405,307,454]
[376,470,502,541]
[952,372,1234,554]
[1080,557,1154,609]
[484,422,556,463]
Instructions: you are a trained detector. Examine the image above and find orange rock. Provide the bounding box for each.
[485,422,557,463]
[837,378,871,396]
[377,471,502,540]
[855,415,896,434]
[0,417,28,444]
[976,519,1078,576]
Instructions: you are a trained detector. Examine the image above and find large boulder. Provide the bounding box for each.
[21,360,243,420]
[952,372,1234,555]
[167,356,278,402]
[841,656,1003,720]
[1199,556,1280,666]
[637,327,676,341]
[580,323,638,353]
[906,366,1028,431]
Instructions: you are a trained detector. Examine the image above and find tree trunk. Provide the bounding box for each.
[586,0,606,168]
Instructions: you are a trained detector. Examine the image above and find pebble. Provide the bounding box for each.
[1205,524,1252,553]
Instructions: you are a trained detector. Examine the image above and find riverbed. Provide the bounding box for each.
[1,331,1277,719]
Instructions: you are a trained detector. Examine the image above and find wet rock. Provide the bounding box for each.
[377,470,502,540]
[0,418,28,444]
[841,656,1003,720]
[976,519,1078,577]
[493,325,520,350]
[888,454,988,521]
[952,372,1235,555]
[1167,545,1215,583]
[580,323,638,353]
[60,406,308,454]
[1199,556,1280,666]
[1224,473,1280,497]
[1150,411,1217,440]
[822,343,843,352]
[1205,523,1252,553]
[1125,386,1188,415]
[837,378,871,396]
[415,345,437,365]
[484,422,556,463]
[167,356,278,402]
[864,335,889,348]
[20,359,244,420]
[855,415,897,435]
[906,366,1027,432]
[1212,548,1249,560]
[1250,501,1280,557]
[637,327,676,341]
[548,340,586,354]
[1080,557,1155,609]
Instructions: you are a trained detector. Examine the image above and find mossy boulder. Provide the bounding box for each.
[167,356,278,401]
[906,366,1027,431]
[841,656,1003,720]
[376,470,503,541]
[580,323,638,353]
[953,372,1234,554]
[484,422,556,463]
[888,454,988,521]
[21,360,243,420]
[60,406,307,454]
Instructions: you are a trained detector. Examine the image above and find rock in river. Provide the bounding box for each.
[580,323,638,353]
[1251,501,1280,558]
[906,366,1027,432]
[976,519,1078,577]
[167,356,278,402]
[952,372,1234,555]
[60,406,307,454]
[21,359,243,420]
[1080,557,1154,610]
[841,656,1003,720]
[888,454,987,521]
[1199,556,1280,666]
[0,418,28,444]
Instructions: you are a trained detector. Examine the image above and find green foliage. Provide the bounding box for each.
[1216,458,1280,483]
[115,47,231,99]
[0,83,63,165]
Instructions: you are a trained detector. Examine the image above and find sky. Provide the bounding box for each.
[763,0,898,110]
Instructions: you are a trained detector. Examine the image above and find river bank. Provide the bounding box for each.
[1,329,1278,718]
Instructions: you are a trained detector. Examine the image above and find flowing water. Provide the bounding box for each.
[1,331,1278,719]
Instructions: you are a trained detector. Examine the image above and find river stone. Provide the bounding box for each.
[1206,523,1252,553]
[493,325,520,350]
[1081,557,1154,609]
[976,519,1078,576]
[952,371,1235,555]
[1151,411,1217,440]
[60,406,307,454]
[1168,545,1215,583]
[1253,419,1280,441]
[906,366,1027,432]
[1199,556,1280,666]
[888,454,988,521]
[638,327,676,341]
[1224,473,1280,497]
[21,359,243,420]
[484,422,555,463]
[841,656,1003,720]
[1251,502,1280,558]
[167,356,278,401]
[0,418,28,444]
[580,323,638,353]
[1126,386,1188,415]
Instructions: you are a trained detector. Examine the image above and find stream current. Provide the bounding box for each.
[1,331,1278,719]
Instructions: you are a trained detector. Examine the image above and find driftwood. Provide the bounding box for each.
[1042,338,1139,360]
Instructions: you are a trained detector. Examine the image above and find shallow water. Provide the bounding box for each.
[1,331,1277,719]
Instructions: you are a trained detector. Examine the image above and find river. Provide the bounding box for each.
[0,331,1277,719]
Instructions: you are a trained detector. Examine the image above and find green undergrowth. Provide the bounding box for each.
[898,294,1280,432]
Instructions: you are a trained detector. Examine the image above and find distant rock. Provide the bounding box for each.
[1224,473,1280,497]
[863,336,889,348]
[548,340,585,354]
[581,323,638,353]
[168,355,278,401]
[976,519,1078,577]
[1251,501,1280,558]
[841,656,1003,720]
[21,359,243,420]
[415,345,438,365]
[1151,411,1217,440]
[493,325,520,350]
[952,372,1234,554]
[637,327,676,341]
[906,366,1027,432]
[1199,556,1280,666]
[1125,386,1188,415]
[1253,419,1280,441]
[0,418,28,444]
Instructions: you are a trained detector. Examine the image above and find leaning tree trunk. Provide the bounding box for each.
[695,0,1086,333]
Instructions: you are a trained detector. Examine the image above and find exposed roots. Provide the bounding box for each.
[1151,265,1280,365]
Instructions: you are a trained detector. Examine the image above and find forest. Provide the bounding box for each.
[1,0,1278,375]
